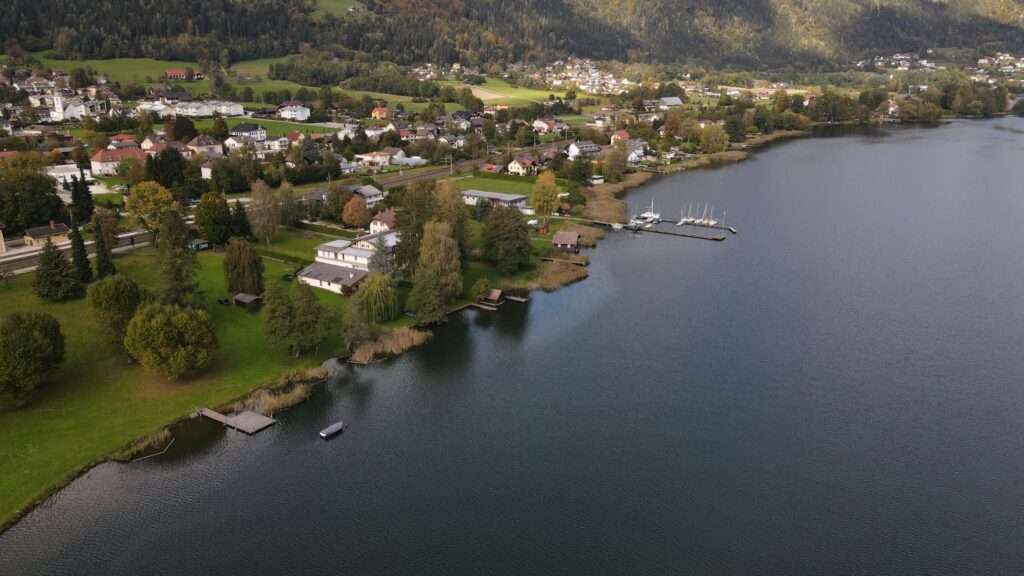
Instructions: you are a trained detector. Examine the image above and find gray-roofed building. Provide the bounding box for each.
[461,189,529,211]
[297,263,368,295]
[24,222,71,246]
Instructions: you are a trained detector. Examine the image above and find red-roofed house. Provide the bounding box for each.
[370,208,397,234]
[507,157,537,177]
[371,107,390,120]
[90,148,147,176]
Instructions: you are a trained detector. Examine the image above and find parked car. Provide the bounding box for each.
[188,239,211,252]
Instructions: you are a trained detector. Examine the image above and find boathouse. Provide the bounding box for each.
[552,231,581,253]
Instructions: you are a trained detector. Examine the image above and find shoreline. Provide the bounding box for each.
[0,123,846,535]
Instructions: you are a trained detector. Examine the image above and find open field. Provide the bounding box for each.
[0,248,354,528]
[442,78,565,107]
[313,0,361,17]
[253,227,350,264]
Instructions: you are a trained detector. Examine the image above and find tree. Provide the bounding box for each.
[124,304,217,379]
[87,275,145,350]
[126,181,177,231]
[484,206,532,275]
[604,142,628,182]
[394,182,436,273]
[532,170,561,229]
[145,148,187,191]
[724,114,747,142]
[339,300,372,357]
[471,278,491,301]
[277,183,302,227]
[432,181,469,259]
[321,186,353,222]
[223,239,264,294]
[67,173,94,223]
[342,196,371,228]
[158,210,190,253]
[210,116,229,140]
[699,125,729,154]
[356,272,398,323]
[0,312,64,405]
[368,235,394,276]
[0,169,65,235]
[263,283,331,357]
[166,116,197,143]
[92,214,116,278]
[195,192,232,245]
[230,200,252,238]
[34,241,83,301]
[249,180,280,245]
[68,218,92,284]
[407,221,462,324]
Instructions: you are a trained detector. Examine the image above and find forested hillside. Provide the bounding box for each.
[3,0,1024,68]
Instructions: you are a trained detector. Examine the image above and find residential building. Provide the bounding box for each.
[230,123,267,142]
[90,148,146,176]
[351,185,387,208]
[187,135,223,158]
[567,140,601,161]
[370,208,397,234]
[279,104,311,122]
[45,164,91,186]
[507,158,538,177]
[23,222,71,246]
[371,106,390,120]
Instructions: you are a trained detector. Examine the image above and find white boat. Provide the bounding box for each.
[677,202,694,226]
[611,222,623,231]
[638,199,661,224]
[707,205,719,227]
[319,421,345,439]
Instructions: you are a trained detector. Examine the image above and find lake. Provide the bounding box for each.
[3,119,1024,574]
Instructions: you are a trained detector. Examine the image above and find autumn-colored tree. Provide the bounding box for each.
[223,239,264,295]
[126,181,177,231]
[249,180,280,245]
[532,170,561,229]
[342,195,371,228]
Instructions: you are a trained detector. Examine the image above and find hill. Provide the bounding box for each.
[3,0,1024,69]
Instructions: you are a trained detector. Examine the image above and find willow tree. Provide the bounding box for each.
[223,238,264,295]
[249,180,280,245]
[356,272,398,323]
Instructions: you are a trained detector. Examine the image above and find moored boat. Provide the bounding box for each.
[319,421,346,439]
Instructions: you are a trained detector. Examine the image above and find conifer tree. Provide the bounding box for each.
[33,240,83,301]
[68,217,92,284]
[92,215,116,278]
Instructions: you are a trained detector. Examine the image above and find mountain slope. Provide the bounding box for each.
[3,0,1024,67]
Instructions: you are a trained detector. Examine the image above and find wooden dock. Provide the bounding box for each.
[198,408,276,435]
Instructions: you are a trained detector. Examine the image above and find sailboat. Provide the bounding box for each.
[707,205,719,227]
[639,199,661,224]
[677,202,693,226]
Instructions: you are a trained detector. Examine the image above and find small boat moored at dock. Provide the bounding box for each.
[319,421,346,439]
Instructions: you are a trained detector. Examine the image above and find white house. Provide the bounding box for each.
[507,158,538,176]
[230,123,267,142]
[297,261,368,295]
[297,230,401,295]
[354,151,393,170]
[567,140,601,161]
[49,95,87,122]
[279,105,311,122]
[90,148,147,176]
[369,208,396,234]
[351,184,387,208]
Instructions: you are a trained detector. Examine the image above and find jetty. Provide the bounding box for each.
[197,408,276,435]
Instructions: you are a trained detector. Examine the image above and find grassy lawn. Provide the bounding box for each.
[451,174,567,206]
[441,78,565,107]
[0,248,350,527]
[253,226,350,265]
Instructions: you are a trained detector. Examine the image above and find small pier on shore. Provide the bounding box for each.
[197,408,276,435]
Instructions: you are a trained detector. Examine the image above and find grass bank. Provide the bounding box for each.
[0,248,348,530]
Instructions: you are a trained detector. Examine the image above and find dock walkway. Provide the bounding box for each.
[198,408,276,435]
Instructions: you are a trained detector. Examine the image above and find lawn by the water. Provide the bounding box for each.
[451,174,567,204]
[0,248,349,527]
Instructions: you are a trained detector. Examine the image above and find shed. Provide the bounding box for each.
[482,289,505,307]
[233,293,262,311]
[552,231,581,253]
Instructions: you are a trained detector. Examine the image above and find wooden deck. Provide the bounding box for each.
[198,408,276,435]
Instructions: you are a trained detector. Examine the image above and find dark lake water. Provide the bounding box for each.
[4,119,1024,575]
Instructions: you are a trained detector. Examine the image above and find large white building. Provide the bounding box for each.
[297,231,399,295]
[279,105,311,122]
